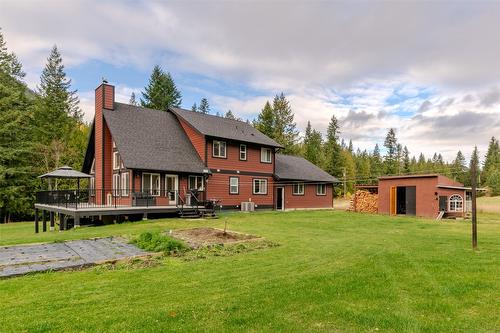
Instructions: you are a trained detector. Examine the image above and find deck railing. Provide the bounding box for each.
[35,189,205,210]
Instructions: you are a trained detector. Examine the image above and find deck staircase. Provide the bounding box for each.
[176,191,218,219]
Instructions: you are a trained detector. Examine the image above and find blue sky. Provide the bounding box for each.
[2,0,500,161]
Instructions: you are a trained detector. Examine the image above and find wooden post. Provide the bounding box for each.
[50,211,55,231]
[34,208,39,233]
[60,213,65,231]
[471,159,478,250]
[42,210,47,232]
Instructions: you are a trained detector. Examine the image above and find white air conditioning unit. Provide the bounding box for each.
[241,201,255,212]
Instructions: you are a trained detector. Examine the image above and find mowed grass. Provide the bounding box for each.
[0,211,499,332]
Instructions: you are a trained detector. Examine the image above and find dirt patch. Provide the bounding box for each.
[170,228,261,249]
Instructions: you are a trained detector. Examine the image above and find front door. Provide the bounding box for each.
[276,187,284,210]
[165,175,178,205]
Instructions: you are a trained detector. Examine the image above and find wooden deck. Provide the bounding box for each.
[34,203,202,217]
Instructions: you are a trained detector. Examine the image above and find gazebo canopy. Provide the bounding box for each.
[38,166,91,179]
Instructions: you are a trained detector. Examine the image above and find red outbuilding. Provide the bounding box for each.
[378,174,471,219]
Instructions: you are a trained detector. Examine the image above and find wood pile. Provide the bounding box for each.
[348,190,378,213]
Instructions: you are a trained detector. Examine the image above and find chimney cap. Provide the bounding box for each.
[102,77,108,84]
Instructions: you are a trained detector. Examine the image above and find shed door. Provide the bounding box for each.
[439,196,447,212]
[390,186,397,215]
[405,186,416,216]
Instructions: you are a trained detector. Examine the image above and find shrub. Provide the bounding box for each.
[132,231,188,254]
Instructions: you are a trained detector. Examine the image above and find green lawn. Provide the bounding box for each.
[1,211,499,332]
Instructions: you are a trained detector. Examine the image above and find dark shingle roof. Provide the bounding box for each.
[170,107,282,147]
[102,103,206,173]
[275,154,339,183]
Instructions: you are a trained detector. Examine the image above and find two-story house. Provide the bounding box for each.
[81,81,338,214]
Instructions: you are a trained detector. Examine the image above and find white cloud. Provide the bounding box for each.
[2,1,500,162]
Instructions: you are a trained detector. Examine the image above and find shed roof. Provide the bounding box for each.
[275,154,338,183]
[39,166,91,179]
[170,107,282,147]
[378,174,439,180]
[102,103,207,174]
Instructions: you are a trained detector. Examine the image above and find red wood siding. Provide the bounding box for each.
[207,140,274,173]
[279,183,333,209]
[206,173,274,208]
[178,117,206,162]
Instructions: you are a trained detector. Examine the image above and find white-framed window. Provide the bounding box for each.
[113,151,120,170]
[253,178,268,195]
[229,177,239,194]
[449,194,463,212]
[142,173,160,196]
[113,173,120,196]
[316,184,326,196]
[89,177,95,196]
[213,140,227,158]
[239,144,247,161]
[121,172,130,196]
[293,182,305,195]
[261,148,272,163]
[90,158,95,174]
[189,175,204,191]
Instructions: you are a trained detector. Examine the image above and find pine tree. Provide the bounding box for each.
[468,146,480,186]
[198,98,210,114]
[225,110,236,119]
[0,28,24,79]
[129,92,138,106]
[348,140,354,153]
[303,121,323,166]
[272,93,299,154]
[38,46,82,123]
[483,136,500,185]
[452,150,467,183]
[370,143,383,180]
[324,115,343,178]
[253,101,275,139]
[384,128,398,174]
[191,103,197,112]
[141,65,182,110]
[0,30,36,222]
[403,146,411,173]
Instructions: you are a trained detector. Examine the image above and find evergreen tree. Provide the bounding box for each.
[483,136,500,185]
[384,128,398,174]
[324,115,343,179]
[468,146,480,186]
[303,121,323,166]
[370,143,383,180]
[402,146,411,173]
[272,93,299,154]
[191,102,197,112]
[141,65,182,110]
[253,101,274,138]
[198,97,210,114]
[0,30,36,222]
[37,46,82,125]
[129,92,138,106]
[451,150,467,183]
[225,110,236,119]
[0,28,24,79]
[34,45,85,172]
[348,139,353,153]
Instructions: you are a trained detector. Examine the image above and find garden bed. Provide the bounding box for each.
[170,227,261,249]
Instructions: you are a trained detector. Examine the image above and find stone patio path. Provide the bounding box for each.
[0,237,148,278]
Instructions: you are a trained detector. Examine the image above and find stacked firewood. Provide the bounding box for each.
[348,190,378,213]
